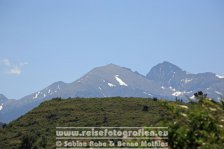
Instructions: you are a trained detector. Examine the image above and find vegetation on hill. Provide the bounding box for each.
[0,96,223,149]
[0,122,6,128]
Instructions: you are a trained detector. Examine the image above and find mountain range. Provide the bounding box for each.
[0,61,224,123]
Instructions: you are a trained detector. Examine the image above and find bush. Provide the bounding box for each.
[20,134,36,149]
[142,105,149,111]
[153,97,158,101]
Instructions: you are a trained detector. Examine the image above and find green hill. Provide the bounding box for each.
[0,97,224,149]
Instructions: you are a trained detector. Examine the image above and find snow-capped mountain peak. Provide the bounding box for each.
[147,62,224,99]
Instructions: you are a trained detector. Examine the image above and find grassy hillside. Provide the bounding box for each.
[0,97,224,149]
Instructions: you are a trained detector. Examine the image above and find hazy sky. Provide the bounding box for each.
[0,0,224,99]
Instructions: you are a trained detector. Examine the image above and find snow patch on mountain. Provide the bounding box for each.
[215,91,223,96]
[168,72,176,83]
[115,75,128,86]
[143,92,152,97]
[190,95,195,99]
[169,86,176,92]
[33,92,41,99]
[108,83,116,87]
[102,80,116,87]
[0,103,3,111]
[181,78,193,83]
[183,91,193,94]
[216,74,224,79]
[172,91,182,96]
[98,87,106,97]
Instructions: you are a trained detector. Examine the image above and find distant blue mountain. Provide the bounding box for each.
[1,62,224,123]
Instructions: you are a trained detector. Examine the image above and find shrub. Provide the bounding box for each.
[153,97,158,101]
[20,134,36,149]
[142,105,149,111]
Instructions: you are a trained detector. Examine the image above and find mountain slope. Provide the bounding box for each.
[0,94,16,112]
[0,94,8,111]
[0,82,67,123]
[0,94,8,102]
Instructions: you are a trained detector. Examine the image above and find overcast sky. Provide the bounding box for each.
[0,0,224,99]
